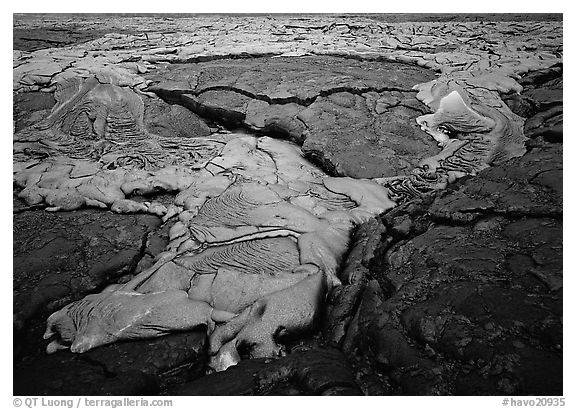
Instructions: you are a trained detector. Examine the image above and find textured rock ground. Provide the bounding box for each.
[331,66,563,395]
[13,209,161,331]
[14,330,206,395]
[147,56,438,178]
[173,347,361,396]
[13,14,562,396]
[342,144,562,396]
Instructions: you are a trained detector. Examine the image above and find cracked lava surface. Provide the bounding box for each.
[13,14,563,395]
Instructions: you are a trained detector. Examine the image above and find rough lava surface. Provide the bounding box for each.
[13,14,562,395]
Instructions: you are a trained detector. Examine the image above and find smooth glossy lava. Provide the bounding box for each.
[11,15,562,372]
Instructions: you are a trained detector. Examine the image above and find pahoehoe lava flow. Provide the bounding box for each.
[13,14,563,396]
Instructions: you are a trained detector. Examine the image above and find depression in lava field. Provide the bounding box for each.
[13,13,563,397]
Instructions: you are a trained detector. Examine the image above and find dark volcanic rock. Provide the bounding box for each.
[84,330,207,389]
[143,96,211,138]
[13,209,161,331]
[503,64,562,142]
[174,347,361,396]
[429,144,562,223]
[14,352,156,396]
[298,90,435,177]
[12,16,563,397]
[147,56,438,178]
[323,218,387,346]
[14,330,206,395]
[343,142,562,395]
[13,205,210,396]
[13,27,136,52]
[13,92,56,132]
